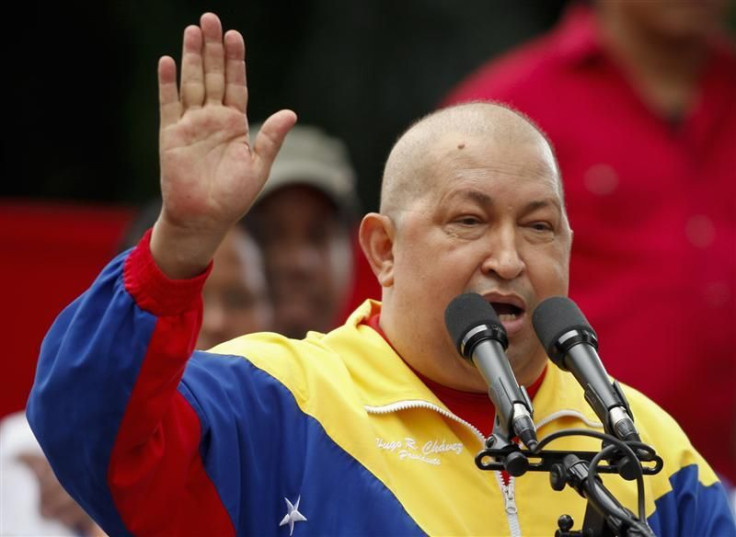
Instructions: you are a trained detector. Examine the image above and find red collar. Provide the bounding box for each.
[365,313,546,437]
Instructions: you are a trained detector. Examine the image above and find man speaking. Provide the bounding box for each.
[27,12,734,537]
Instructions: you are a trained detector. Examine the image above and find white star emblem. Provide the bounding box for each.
[279,495,307,535]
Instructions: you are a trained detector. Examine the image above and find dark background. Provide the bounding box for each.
[2,0,570,213]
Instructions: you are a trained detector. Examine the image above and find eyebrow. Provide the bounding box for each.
[461,190,493,206]
[454,190,562,214]
[523,199,562,213]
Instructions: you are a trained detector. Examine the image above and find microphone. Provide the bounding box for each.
[532,296,640,444]
[445,293,538,451]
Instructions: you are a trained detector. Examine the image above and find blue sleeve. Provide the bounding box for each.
[648,464,736,537]
[26,241,211,536]
[26,252,152,536]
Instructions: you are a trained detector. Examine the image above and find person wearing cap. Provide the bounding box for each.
[26,13,735,537]
[245,123,362,339]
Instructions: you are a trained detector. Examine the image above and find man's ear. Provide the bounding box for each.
[359,212,395,288]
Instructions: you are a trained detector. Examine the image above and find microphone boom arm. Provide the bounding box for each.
[474,428,662,537]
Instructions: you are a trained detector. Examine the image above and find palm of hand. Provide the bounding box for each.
[160,105,256,230]
[150,13,296,277]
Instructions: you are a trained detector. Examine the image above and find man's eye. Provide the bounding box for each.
[529,222,553,232]
[456,216,481,226]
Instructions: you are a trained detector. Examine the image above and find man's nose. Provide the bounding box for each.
[480,229,525,280]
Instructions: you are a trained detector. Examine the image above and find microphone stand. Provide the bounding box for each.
[475,428,663,537]
[483,414,533,477]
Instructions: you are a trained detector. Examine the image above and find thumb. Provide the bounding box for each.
[253,109,297,180]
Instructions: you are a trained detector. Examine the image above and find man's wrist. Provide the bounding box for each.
[149,218,224,279]
[123,228,212,315]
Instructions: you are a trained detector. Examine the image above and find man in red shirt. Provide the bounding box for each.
[444,0,736,483]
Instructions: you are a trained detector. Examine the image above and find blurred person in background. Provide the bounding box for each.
[0,122,372,534]
[197,225,272,349]
[119,198,274,349]
[0,201,273,536]
[444,0,736,484]
[0,412,106,536]
[245,123,378,339]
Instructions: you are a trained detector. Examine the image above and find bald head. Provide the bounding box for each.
[380,102,562,218]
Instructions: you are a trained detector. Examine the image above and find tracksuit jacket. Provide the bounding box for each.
[27,236,736,536]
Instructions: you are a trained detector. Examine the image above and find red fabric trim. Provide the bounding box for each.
[110,237,234,535]
[123,228,212,316]
[110,389,235,536]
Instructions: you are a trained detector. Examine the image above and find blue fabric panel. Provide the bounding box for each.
[27,251,153,537]
[180,352,427,536]
[648,464,736,537]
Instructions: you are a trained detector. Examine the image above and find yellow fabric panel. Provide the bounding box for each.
[210,300,724,536]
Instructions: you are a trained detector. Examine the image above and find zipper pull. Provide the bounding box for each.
[503,483,518,514]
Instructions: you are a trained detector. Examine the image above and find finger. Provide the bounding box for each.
[253,110,298,178]
[223,30,247,113]
[158,56,181,129]
[180,24,205,109]
[200,13,226,104]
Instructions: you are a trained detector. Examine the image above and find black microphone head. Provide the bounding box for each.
[445,293,506,357]
[532,296,597,364]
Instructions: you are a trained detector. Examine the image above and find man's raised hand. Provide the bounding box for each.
[151,13,296,278]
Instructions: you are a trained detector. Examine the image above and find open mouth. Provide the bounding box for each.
[490,302,524,322]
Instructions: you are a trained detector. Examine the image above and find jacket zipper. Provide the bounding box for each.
[496,471,521,537]
[365,399,523,536]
